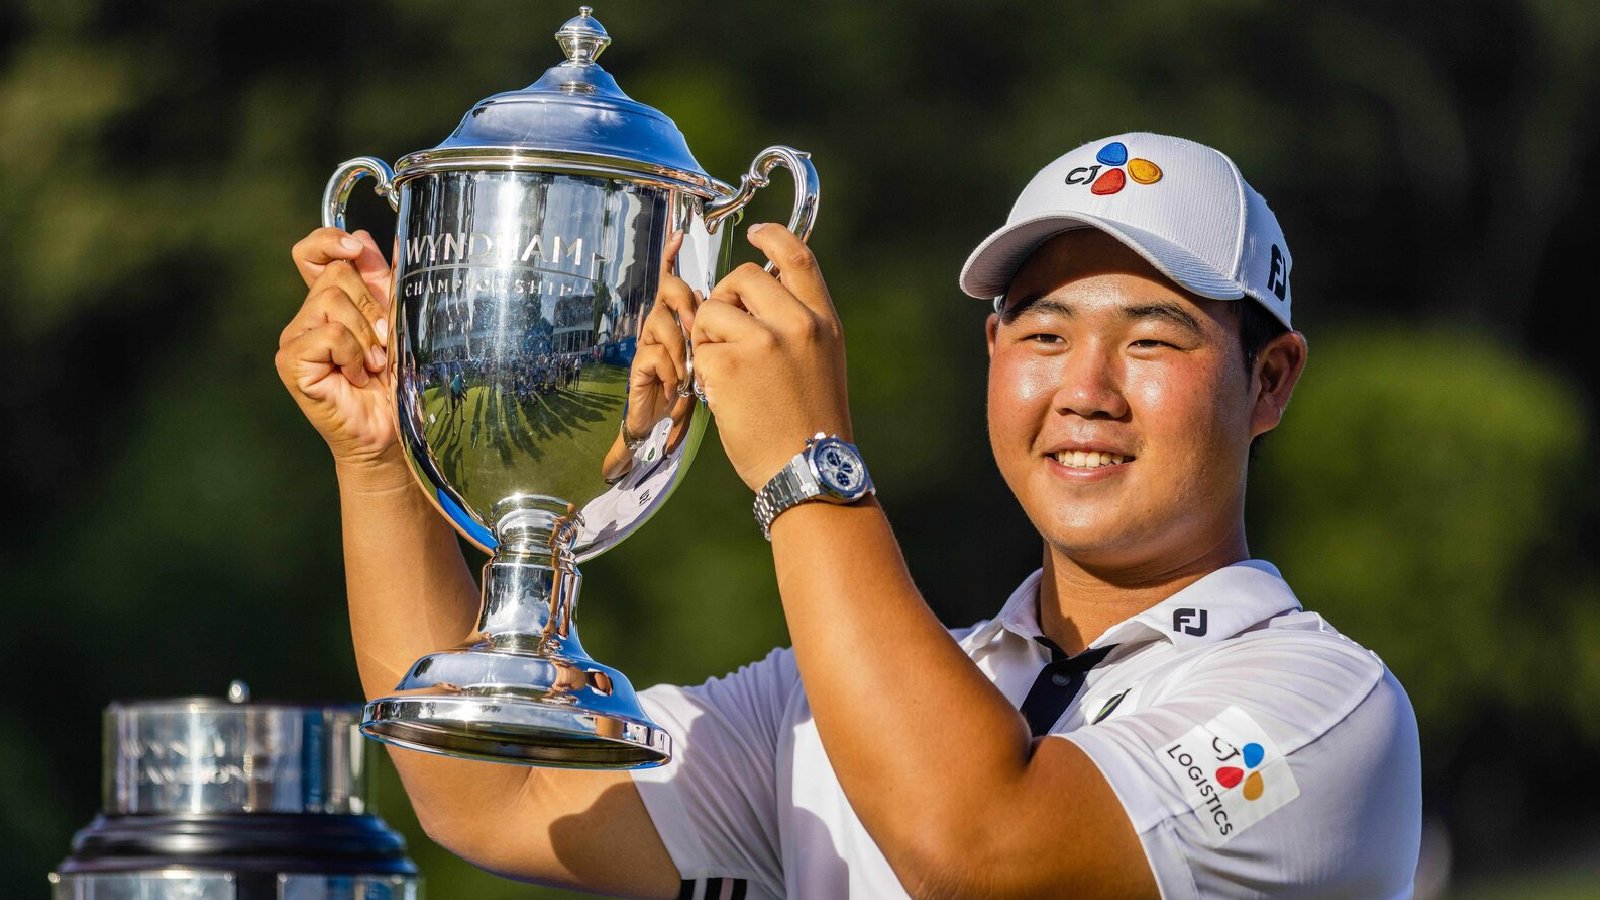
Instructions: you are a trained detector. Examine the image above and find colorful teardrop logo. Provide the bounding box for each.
[1091,168,1126,195]
[1069,141,1163,195]
[1215,742,1268,801]
[1129,158,1163,184]
[1096,142,1130,166]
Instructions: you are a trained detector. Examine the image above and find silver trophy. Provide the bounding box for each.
[50,681,419,900]
[320,7,818,767]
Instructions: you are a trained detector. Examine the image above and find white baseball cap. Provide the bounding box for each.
[959,133,1294,328]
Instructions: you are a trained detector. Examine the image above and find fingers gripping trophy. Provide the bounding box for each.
[319,7,819,767]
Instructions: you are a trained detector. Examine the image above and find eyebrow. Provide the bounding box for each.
[1001,295,1204,335]
[999,293,1066,324]
[1123,302,1203,335]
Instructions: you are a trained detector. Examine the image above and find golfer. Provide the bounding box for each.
[278,132,1421,898]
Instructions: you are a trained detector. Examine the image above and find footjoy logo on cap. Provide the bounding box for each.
[1063,141,1164,195]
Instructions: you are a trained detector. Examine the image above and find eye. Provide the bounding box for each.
[1027,333,1065,344]
[1130,338,1173,350]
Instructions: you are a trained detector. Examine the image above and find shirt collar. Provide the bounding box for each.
[967,568,1048,647]
[967,560,1302,652]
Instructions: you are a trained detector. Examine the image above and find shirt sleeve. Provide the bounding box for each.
[630,647,800,899]
[1060,633,1422,899]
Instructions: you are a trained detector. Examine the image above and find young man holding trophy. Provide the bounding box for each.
[279,132,1422,897]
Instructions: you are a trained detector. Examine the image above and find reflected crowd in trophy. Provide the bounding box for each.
[413,278,638,456]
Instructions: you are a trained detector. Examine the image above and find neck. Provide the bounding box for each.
[1036,529,1249,656]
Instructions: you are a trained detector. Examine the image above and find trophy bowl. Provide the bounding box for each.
[321,7,818,767]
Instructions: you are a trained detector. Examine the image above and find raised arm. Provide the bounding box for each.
[688,224,1157,898]
[276,227,678,897]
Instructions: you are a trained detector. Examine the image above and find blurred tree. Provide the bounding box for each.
[4,0,1599,896]
[1252,326,1590,737]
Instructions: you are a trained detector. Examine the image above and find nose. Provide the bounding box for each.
[1052,340,1129,420]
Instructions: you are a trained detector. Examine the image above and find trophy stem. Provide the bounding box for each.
[477,556,585,659]
[358,542,672,768]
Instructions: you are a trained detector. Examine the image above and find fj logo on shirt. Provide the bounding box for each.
[1063,141,1164,195]
[1156,706,1300,846]
[1172,607,1208,636]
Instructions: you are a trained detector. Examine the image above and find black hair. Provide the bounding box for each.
[1235,299,1286,373]
[1233,300,1290,456]
[1238,299,1289,376]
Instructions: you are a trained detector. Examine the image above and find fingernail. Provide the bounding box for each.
[748,223,769,235]
[340,236,362,252]
[375,317,389,342]
[373,347,388,370]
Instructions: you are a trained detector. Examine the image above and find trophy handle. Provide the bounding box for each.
[704,146,820,272]
[321,157,399,230]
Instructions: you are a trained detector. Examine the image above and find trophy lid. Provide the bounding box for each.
[404,7,719,194]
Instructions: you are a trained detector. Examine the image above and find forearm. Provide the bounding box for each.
[769,498,1035,882]
[333,446,521,836]
[687,222,1152,896]
[335,446,481,698]
[287,230,677,894]
[332,447,679,897]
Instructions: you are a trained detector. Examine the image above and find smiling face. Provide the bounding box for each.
[986,230,1302,578]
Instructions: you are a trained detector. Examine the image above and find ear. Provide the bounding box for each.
[1249,330,1308,440]
[985,313,1000,358]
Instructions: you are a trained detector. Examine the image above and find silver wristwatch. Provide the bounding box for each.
[753,432,875,540]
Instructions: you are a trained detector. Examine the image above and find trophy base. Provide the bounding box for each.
[365,555,673,767]
[362,645,671,769]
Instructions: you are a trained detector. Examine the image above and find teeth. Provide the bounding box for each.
[1053,450,1129,468]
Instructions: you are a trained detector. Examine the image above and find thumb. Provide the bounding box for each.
[352,230,395,308]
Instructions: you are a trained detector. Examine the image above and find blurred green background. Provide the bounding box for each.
[4,0,1598,896]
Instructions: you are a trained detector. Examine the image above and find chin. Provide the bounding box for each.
[1034,518,1147,560]
[1041,532,1136,560]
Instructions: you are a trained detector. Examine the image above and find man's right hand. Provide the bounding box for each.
[277,227,399,466]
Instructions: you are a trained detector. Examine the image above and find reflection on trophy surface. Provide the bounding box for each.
[396,171,694,558]
[320,6,819,767]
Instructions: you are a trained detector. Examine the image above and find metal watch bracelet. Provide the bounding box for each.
[753,453,808,541]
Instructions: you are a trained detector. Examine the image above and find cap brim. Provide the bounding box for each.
[959,213,1247,303]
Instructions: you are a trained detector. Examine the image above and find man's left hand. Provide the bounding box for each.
[690,223,852,493]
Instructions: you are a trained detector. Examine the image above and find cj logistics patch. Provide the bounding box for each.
[1156,706,1299,845]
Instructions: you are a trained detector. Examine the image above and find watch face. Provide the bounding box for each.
[814,440,865,496]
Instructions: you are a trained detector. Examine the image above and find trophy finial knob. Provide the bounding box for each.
[557,6,611,65]
[226,679,251,704]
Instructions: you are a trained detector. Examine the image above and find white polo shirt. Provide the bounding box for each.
[633,560,1421,899]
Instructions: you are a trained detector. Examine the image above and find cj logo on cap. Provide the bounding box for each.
[1064,142,1164,195]
[1173,607,1208,636]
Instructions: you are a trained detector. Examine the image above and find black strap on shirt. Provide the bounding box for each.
[677,877,748,900]
[1019,639,1117,737]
